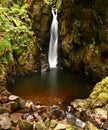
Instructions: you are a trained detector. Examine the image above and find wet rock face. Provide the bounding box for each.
[59,0,108,82]
[30,0,51,71]
[31,0,50,38]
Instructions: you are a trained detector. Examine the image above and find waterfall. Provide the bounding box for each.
[48,8,58,68]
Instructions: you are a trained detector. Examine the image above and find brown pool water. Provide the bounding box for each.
[7,68,91,109]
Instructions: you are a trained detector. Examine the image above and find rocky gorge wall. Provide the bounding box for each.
[58,0,108,82]
[0,0,108,99]
[0,0,41,87]
[31,0,108,82]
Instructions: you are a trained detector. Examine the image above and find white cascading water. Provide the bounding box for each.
[48,8,58,68]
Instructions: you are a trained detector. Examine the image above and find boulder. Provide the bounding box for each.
[0,104,11,114]
[45,118,50,127]
[9,95,20,101]
[94,108,107,119]
[35,121,47,130]
[54,122,74,130]
[0,113,12,130]
[18,120,33,130]
[84,121,99,130]
[54,123,67,130]
[50,119,57,128]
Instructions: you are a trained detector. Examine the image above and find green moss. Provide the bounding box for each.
[56,0,62,11]
[0,39,12,54]
[44,0,62,8]
[98,92,108,103]
[102,76,108,83]
[0,0,38,66]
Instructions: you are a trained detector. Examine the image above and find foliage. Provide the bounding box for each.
[56,0,62,11]
[44,0,59,7]
[0,0,37,65]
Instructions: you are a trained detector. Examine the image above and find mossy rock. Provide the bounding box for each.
[50,119,57,128]
[93,108,107,119]
[71,99,90,112]
[89,91,99,99]
[89,76,108,100]
[35,122,47,130]
[84,121,99,130]
[98,92,108,104]
[19,120,33,130]
[91,99,105,108]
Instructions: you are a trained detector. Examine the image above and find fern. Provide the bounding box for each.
[0,1,36,65]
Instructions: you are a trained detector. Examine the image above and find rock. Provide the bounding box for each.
[33,112,46,127]
[36,105,47,113]
[10,126,20,130]
[25,101,33,108]
[71,99,89,111]
[11,113,22,125]
[98,92,108,104]
[41,112,49,121]
[91,100,104,108]
[9,95,19,101]
[0,104,11,114]
[0,113,12,130]
[54,123,67,130]
[84,121,99,130]
[66,126,75,130]
[0,95,9,103]
[40,53,49,72]
[51,106,65,120]
[18,120,33,130]
[8,95,21,111]
[59,0,108,81]
[35,121,47,130]
[45,118,50,127]
[9,101,20,112]
[66,112,85,129]
[93,108,107,120]
[50,119,57,128]
[88,77,108,108]
[26,115,34,122]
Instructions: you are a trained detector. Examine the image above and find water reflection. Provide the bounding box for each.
[8,69,91,109]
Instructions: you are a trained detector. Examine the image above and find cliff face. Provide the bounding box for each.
[58,0,108,81]
[0,0,108,84]
[38,0,108,82]
[0,0,40,85]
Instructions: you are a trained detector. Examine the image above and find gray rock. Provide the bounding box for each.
[0,113,12,129]
[26,115,34,122]
[9,95,19,101]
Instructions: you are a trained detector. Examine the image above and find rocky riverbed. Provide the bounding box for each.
[0,77,108,130]
[0,87,81,130]
[70,77,108,130]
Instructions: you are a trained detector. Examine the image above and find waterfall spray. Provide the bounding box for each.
[48,8,58,68]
